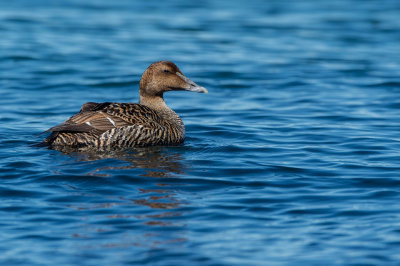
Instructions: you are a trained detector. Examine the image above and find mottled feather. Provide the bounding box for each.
[43,102,183,148]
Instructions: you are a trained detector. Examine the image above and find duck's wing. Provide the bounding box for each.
[102,103,165,126]
[47,102,159,134]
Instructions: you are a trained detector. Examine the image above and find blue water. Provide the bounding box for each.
[1,0,400,265]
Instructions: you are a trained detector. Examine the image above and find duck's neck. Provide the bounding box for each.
[139,94,185,133]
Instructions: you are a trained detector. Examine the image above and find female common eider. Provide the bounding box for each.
[42,61,208,148]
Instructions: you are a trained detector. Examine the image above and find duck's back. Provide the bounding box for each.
[43,102,184,148]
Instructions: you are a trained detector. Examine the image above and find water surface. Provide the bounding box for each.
[1,0,400,265]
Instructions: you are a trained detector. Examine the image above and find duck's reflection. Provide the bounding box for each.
[56,146,189,249]
[56,146,186,178]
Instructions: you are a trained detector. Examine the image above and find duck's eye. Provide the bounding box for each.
[163,69,170,73]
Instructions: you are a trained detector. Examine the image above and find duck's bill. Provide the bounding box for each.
[176,72,208,93]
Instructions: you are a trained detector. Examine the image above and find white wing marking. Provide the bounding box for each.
[106,116,116,127]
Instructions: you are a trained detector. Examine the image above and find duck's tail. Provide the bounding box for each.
[32,132,58,147]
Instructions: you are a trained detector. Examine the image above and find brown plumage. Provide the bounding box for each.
[42,61,208,149]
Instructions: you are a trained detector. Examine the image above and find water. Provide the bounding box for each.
[1,0,400,265]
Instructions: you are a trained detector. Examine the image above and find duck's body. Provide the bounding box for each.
[42,61,207,149]
[44,102,184,148]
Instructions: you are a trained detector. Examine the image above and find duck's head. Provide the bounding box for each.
[139,61,208,98]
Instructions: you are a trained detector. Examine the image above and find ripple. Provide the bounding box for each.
[1,55,38,61]
[0,187,45,198]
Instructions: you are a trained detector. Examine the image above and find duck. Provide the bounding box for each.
[42,61,208,149]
